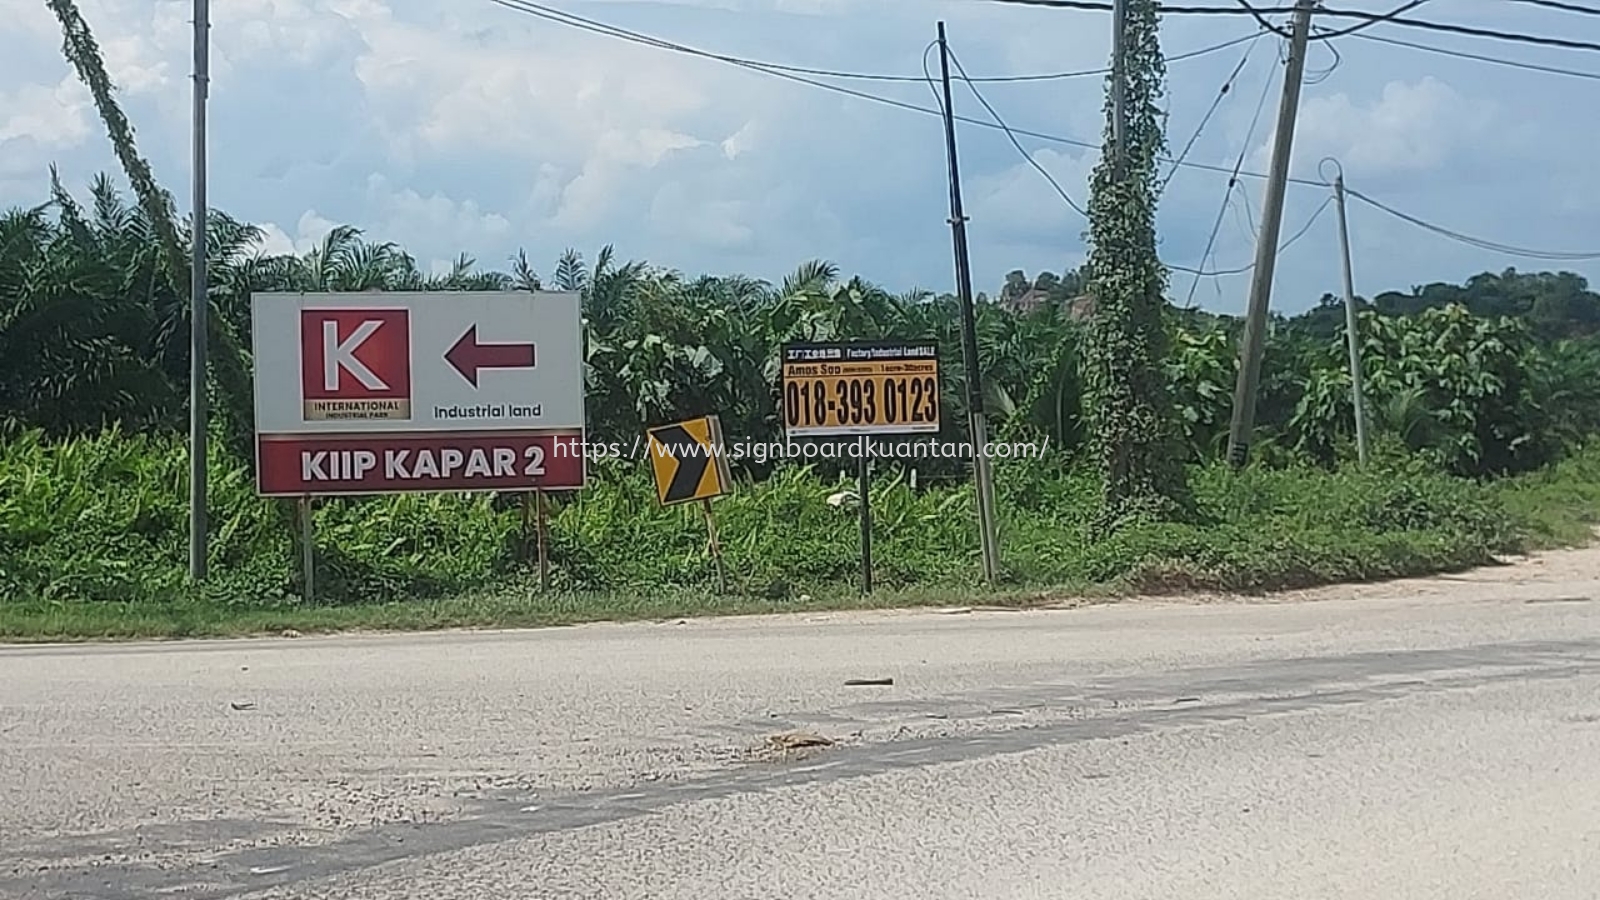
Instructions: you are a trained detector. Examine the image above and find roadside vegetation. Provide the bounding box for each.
[5,0,1600,638]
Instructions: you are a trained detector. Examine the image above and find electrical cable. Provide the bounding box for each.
[1302,27,1342,83]
[983,0,1600,53]
[1161,29,1265,191]
[1317,6,1600,52]
[983,0,1292,12]
[1182,50,1276,305]
[937,14,1316,277]
[958,31,1266,82]
[492,0,1598,282]
[1344,189,1600,260]
[1504,0,1600,15]
[1169,195,1332,276]
[1348,31,1600,81]
[1233,180,1259,238]
[480,0,1256,84]
[486,0,1329,187]
[1232,0,1432,41]
[938,44,1091,217]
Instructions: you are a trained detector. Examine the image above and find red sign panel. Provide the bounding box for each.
[299,308,412,421]
[257,431,584,496]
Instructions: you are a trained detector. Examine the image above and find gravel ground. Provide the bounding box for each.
[4,545,1600,898]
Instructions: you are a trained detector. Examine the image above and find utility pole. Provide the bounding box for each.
[936,21,1001,583]
[189,0,210,580]
[1110,0,1128,178]
[1225,0,1317,469]
[1330,163,1371,465]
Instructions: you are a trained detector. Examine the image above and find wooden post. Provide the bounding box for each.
[536,489,550,592]
[299,495,315,605]
[519,492,532,565]
[701,498,728,594]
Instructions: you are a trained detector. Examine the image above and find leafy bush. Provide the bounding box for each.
[0,431,1563,610]
[14,177,1600,488]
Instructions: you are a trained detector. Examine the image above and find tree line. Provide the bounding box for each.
[15,0,1600,536]
[5,172,1599,485]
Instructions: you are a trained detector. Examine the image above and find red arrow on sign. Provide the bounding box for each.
[445,325,536,387]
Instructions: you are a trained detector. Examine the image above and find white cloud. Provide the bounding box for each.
[0,77,91,146]
[5,0,1599,314]
[721,120,758,160]
[1254,76,1495,181]
[345,3,712,164]
[216,0,363,65]
[648,180,755,251]
[364,173,513,251]
[968,148,1096,238]
[252,209,340,256]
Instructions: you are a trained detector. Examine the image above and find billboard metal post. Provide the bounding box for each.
[858,436,873,595]
[299,496,315,605]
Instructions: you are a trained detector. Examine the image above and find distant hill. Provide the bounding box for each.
[993,266,1600,343]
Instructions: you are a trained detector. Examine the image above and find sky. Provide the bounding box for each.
[4,0,1600,315]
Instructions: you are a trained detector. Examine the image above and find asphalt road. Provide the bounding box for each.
[5,548,1600,899]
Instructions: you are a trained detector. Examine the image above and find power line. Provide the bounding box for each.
[1183,47,1276,305]
[1317,6,1600,53]
[1162,29,1266,191]
[982,0,1600,53]
[490,0,1600,280]
[1232,0,1433,41]
[959,31,1265,82]
[482,0,1256,84]
[1347,31,1600,81]
[1232,179,1259,239]
[486,0,1328,187]
[1302,27,1343,83]
[1170,196,1331,276]
[1344,189,1600,261]
[1504,0,1600,14]
[940,44,1090,216]
[982,1,1287,12]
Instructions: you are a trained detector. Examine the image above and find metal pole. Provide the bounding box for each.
[1331,168,1371,465]
[702,499,728,594]
[936,21,1001,583]
[1225,0,1317,469]
[1111,0,1128,179]
[536,490,550,591]
[300,497,315,604]
[858,437,873,594]
[188,0,211,580]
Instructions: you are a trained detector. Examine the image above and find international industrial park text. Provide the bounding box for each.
[566,435,1049,463]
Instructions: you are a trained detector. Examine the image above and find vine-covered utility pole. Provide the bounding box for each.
[1082,0,1190,525]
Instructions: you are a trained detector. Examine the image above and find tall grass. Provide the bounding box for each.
[2,428,1572,613]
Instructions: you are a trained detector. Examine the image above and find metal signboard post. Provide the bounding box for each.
[780,340,941,593]
[250,291,586,597]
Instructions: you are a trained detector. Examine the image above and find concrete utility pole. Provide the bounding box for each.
[1327,159,1371,465]
[1225,0,1317,469]
[1111,0,1128,178]
[189,0,211,580]
[935,22,1001,583]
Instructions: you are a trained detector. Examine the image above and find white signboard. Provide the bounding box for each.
[250,291,586,496]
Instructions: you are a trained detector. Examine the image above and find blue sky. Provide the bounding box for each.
[5,0,1600,314]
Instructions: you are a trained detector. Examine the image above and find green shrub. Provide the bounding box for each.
[6,429,1589,615]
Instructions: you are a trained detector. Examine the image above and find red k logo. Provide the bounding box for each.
[300,309,412,421]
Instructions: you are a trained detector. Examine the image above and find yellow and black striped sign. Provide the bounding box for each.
[646,415,733,506]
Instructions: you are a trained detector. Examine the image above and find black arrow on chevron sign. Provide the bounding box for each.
[652,424,713,505]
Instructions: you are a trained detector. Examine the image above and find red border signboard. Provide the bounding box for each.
[251,291,586,496]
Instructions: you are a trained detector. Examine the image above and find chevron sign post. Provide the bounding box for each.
[646,415,734,592]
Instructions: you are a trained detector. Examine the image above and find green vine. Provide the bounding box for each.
[1081,0,1193,528]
